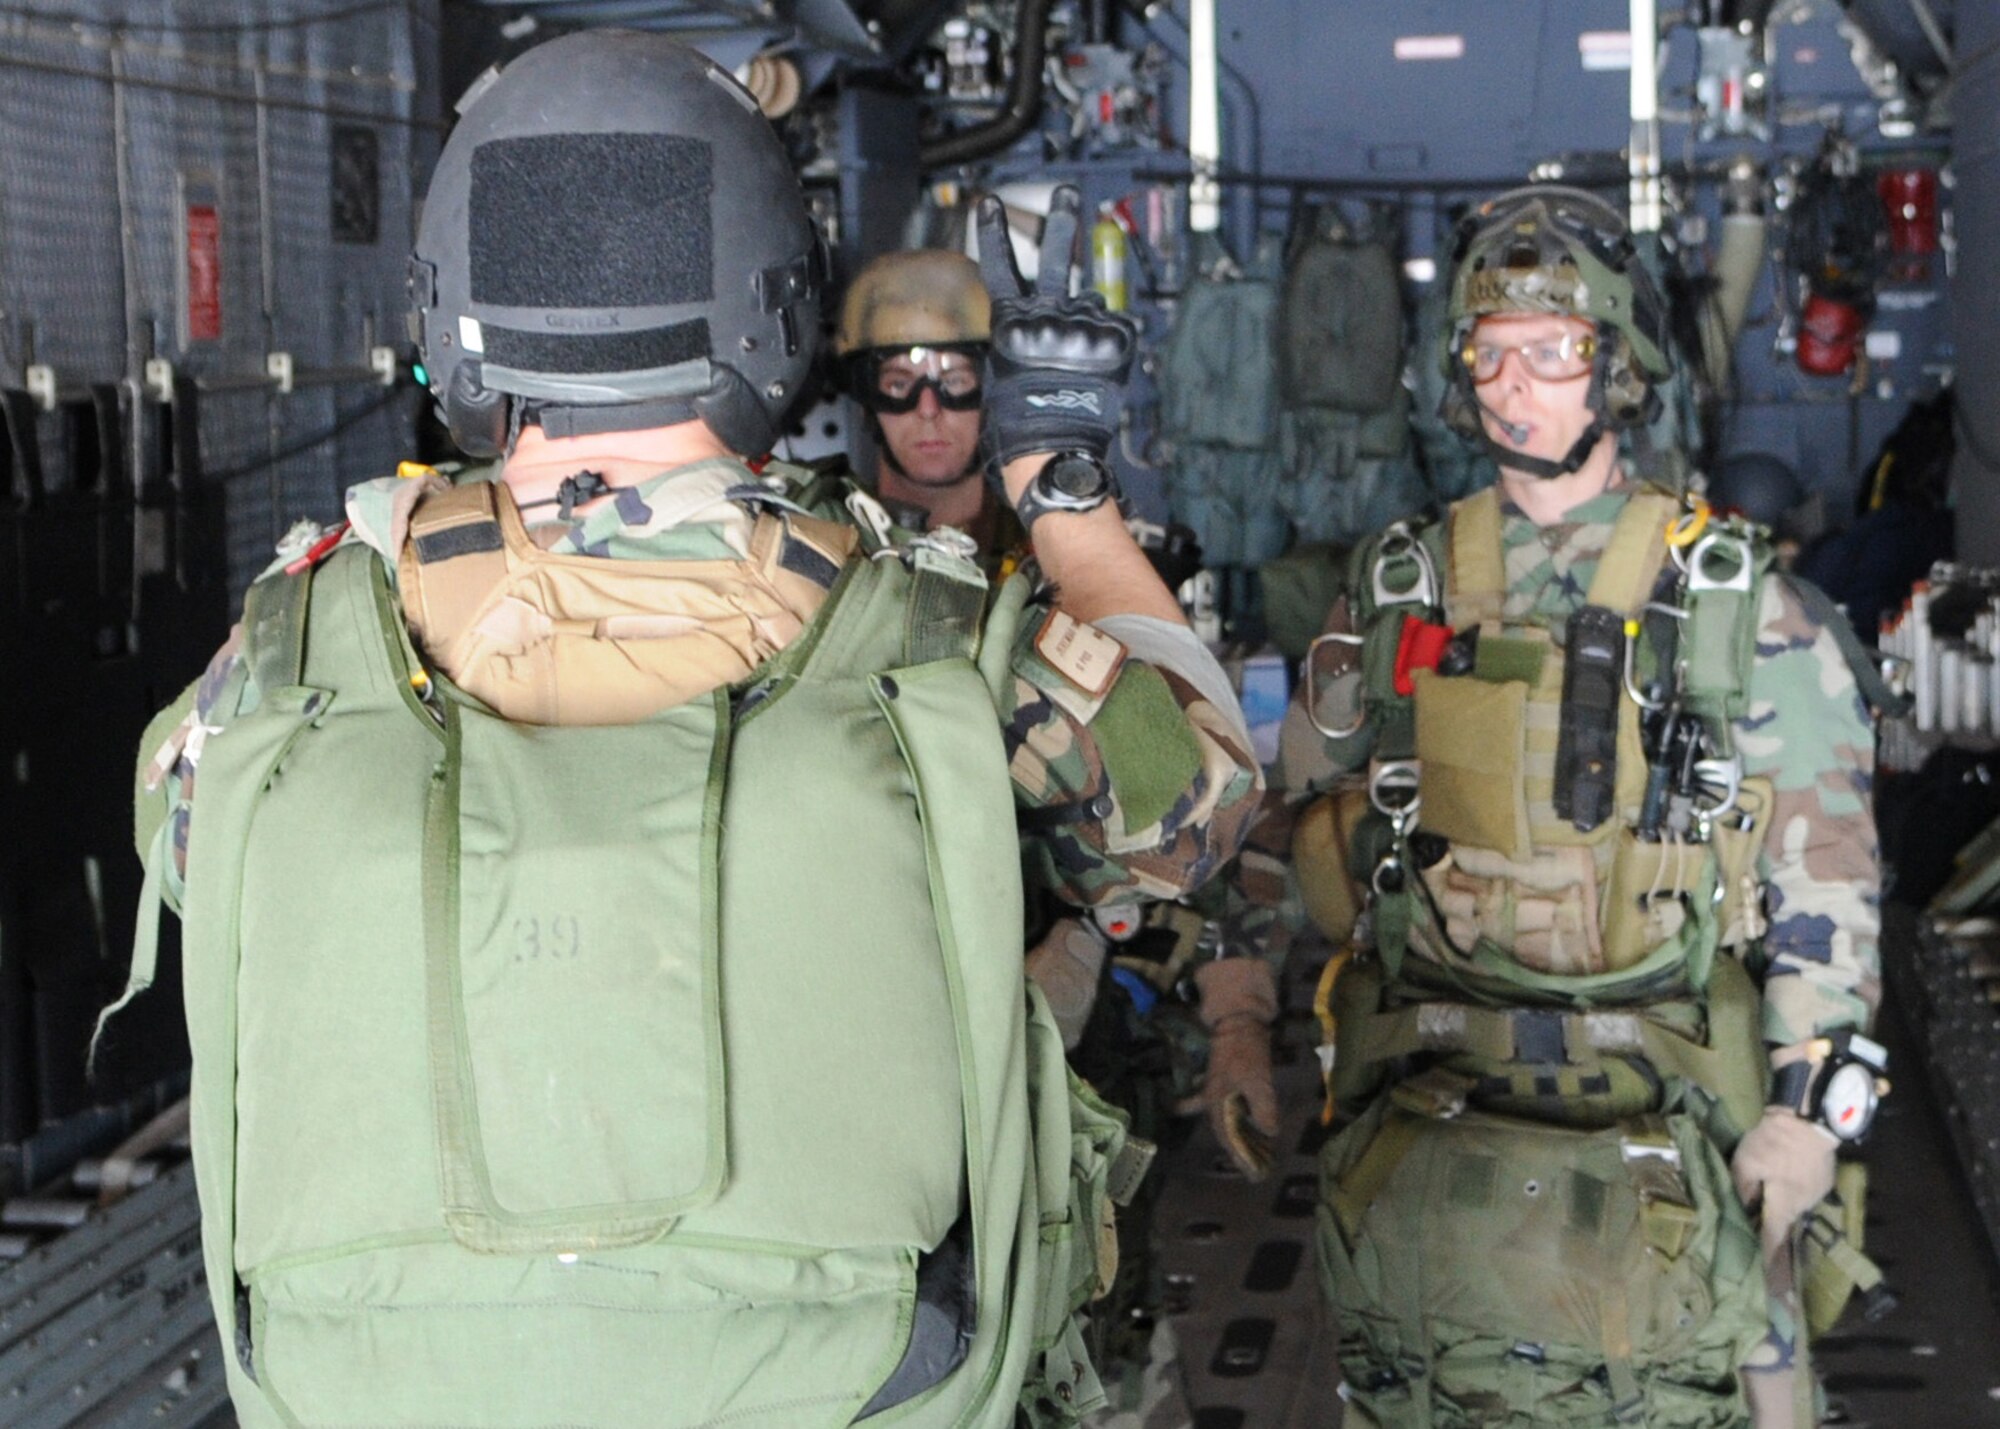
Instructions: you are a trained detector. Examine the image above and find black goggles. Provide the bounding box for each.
[854,345,985,415]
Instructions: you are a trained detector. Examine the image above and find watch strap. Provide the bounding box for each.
[1770,1059,1814,1115]
[1015,452,1110,534]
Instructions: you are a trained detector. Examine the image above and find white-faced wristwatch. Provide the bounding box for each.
[1015,451,1114,533]
[1770,1030,1891,1144]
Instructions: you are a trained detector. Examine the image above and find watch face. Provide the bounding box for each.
[1821,1062,1878,1141]
[1048,454,1107,500]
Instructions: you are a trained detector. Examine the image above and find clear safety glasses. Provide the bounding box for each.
[863,345,985,414]
[1460,329,1599,385]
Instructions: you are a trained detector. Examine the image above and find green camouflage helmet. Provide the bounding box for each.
[1441,185,1671,439]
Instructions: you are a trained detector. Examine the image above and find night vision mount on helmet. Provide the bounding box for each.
[410,30,826,459]
[1441,185,1673,479]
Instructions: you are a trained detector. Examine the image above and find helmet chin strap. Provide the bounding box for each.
[1477,393,1606,480]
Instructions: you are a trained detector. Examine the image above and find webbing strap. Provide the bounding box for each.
[1788,574,1914,719]
[1804,1204,1885,1294]
[1350,1001,1520,1066]
[89,819,170,1077]
[1331,1108,1424,1241]
[1350,1000,1668,1068]
[1811,1219,1884,1293]
[903,544,988,664]
[1599,1286,1648,1424]
[1347,997,1759,1128]
[1583,490,1677,616]
[241,566,313,710]
[979,571,1036,704]
[1445,486,1505,629]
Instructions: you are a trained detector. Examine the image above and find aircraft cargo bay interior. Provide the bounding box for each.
[2,2,1998,1427]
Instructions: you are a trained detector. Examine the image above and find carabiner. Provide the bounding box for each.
[1621,601,1688,711]
[1304,631,1368,739]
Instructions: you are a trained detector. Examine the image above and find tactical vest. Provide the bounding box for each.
[120,523,1136,1428]
[1312,487,1779,1427]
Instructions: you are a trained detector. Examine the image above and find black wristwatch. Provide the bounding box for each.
[1015,451,1114,533]
[1770,1030,1890,1144]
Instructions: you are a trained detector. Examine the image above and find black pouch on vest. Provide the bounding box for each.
[1554,604,1624,833]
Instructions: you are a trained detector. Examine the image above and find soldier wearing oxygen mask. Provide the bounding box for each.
[1286,186,1889,1428]
[115,31,1260,1429]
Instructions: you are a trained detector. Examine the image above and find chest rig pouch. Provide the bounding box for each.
[399,477,858,725]
[1407,488,1675,979]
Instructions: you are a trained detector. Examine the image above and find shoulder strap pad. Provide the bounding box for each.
[1583,489,1677,616]
[240,567,314,713]
[1445,487,1504,628]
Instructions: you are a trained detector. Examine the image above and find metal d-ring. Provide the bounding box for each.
[1369,759,1422,830]
[1685,531,1754,593]
[1304,631,1368,738]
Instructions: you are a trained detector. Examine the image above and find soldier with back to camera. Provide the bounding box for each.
[113,30,1259,1428]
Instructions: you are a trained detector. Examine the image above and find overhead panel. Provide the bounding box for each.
[1216,0,1630,185]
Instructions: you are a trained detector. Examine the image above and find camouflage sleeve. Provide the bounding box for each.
[1213,788,1309,973]
[1735,574,1882,1046]
[136,626,245,914]
[1004,608,1262,907]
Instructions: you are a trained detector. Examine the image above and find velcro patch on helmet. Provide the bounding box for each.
[482,319,711,376]
[469,134,714,308]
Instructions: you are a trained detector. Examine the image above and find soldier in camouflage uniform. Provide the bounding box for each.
[124,34,1259,1428]
[833,248,1027,573]
[1285,188,1884,1428]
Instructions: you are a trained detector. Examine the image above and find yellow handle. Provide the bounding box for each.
[1313,946,1355,1126]
[1665,499,1711,548]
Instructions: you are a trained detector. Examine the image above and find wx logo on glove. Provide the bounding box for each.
[1025,390,1104,414]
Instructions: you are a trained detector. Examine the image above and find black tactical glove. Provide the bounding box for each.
[974,185,1138,470]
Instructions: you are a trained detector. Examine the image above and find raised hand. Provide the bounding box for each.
[974,185,1138,471]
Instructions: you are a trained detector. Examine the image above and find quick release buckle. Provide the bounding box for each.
[1372,525,1439,610]
[1684,531,1754,593]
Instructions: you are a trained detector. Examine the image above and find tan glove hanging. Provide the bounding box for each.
[1177,957,1281,1180]
[1024,918,1107,1052]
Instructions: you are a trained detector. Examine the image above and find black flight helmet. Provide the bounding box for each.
[410,30,824,458]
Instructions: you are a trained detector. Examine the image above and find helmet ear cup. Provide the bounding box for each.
[1597,330,1656,430]
[695,364,779,458]
[443,360,510,459]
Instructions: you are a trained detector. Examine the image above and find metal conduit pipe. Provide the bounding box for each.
[919,0,1055,170]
